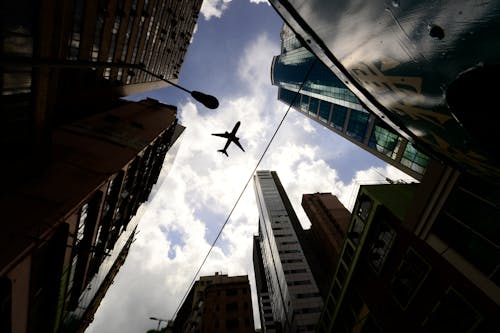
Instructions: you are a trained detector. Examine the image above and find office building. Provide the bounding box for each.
[0,98,184,333]
[253,171,323,333]
[268,1,500,180]
[318,175,499,332]
[173,273,254,333]
[271,25,429,180]
[300,193,350,300]
[253,235,280,333]
[1,0,201,177]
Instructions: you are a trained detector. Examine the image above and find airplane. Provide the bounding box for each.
[212,121,245,156]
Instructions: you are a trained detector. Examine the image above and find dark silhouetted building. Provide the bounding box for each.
[271,25,429,180]
[300,193,350,300]
[0,98,184,333]
[1,0,201,178]
[173,273,255,333]
[318,176,500,332]
[253,171,323,333]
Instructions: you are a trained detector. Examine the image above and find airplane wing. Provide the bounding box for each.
[233,138,245,152]
[212,133,230,138]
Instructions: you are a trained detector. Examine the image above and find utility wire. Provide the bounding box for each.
[171,59,318,321]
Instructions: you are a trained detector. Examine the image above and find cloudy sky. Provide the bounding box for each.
[86,1,415,332]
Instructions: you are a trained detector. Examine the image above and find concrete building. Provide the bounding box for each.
[253,235,280,333]
[253,171,323,333]
[271,25,429,180]
[0,98,184,333]
[1,0,201,179]
[300,193,351,300]
[173,273,255,333]
[318,170,500,332]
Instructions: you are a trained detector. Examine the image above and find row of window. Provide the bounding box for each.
[66,0,198,85]
[278,88,430,175]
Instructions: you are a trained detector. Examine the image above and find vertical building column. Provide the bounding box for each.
[342,108,351,134]
[363,114,376,145]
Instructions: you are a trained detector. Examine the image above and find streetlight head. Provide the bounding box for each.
[191,90,219,109]
[149,317,158,320]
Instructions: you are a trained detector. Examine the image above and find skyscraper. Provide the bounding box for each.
[300,193,351,300]
[253,171,323,333]
[0,98,184,333]
[271,25,429,180]
[268,1,500,180]
[1,0,201,178]
[173,273,255,333]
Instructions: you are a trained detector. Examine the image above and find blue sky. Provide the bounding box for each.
[87,1,414,332]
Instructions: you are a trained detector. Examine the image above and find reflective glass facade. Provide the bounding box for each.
[254,171,322,333]
[272,25,430,180]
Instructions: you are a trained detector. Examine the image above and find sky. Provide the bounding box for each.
[86,1,415,332]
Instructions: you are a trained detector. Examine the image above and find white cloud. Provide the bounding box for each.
[200,0,271,20]
[200,0,232,20]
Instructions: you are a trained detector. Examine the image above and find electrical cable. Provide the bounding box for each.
[171,59,318,321]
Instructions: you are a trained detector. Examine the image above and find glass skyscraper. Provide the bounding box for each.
[253,171,323,333]
[271,25,429,179]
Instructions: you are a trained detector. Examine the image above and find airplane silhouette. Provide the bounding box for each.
[212,121,245,156]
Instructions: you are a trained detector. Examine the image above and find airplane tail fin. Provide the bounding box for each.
[218,149,228,157]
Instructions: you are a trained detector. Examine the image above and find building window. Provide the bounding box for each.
[331,104,347,131]
[391,248,431,309]
[357,196,373,221]
[401,143,429,175]
[309,97,319,116]
[368,223,397,274]
[421,288,482,332]
[226,319,239,329]
[287,280,311,286]
[347,109,370,142]
[319,101,331,122]
[226,302,238,312]
[368,119,402,159]
[336,262,348,285]
[349,218,366,246]
[342,242,355,267]
[226,289,238,296]
[301,94,310,112]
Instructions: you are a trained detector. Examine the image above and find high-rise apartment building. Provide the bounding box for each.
[318,174,499,332]
[1,0,201,177]
[0,98,184,333]
[271,25,429,180]
[173,273,255,333]
[253,171,323,333]
[300,193,350,300]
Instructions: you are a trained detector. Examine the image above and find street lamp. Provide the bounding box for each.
[149,316,169,331]
[0,56,219,109]
[140,66,219,110]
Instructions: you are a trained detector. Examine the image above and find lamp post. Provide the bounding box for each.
[149,316,169,331]
[140,67,219,109]
[0,56,219,109]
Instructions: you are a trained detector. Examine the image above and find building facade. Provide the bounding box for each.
[271,25,429,180]
[253,171,323,333]
[173,273,255,333]
[1,0,201,179]
[318,180,500,333]
[300,193,350,300]
[0,98,184,333]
